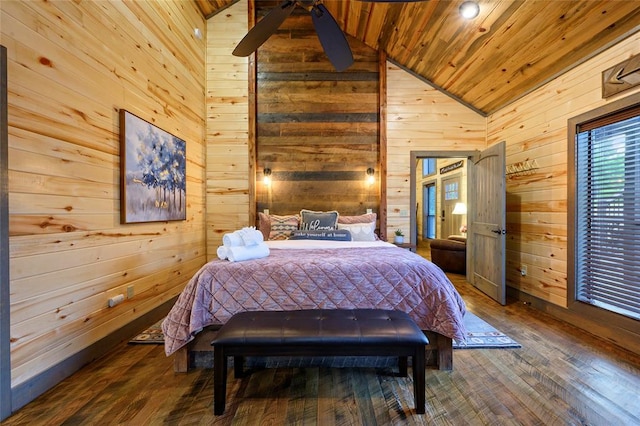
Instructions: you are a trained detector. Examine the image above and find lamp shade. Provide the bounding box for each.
[452,202,467,215]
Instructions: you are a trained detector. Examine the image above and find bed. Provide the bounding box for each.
[162,239,467,371]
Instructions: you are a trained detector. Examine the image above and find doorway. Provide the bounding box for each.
[409,144,507,305]
[413,153,474,267]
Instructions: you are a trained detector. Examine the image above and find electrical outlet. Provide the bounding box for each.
[520,265,527,276]
[127,285,134,299]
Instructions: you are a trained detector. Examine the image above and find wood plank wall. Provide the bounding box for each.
[255,5,380,219]
[205,1,250,260]
[386,64,486,240]
[3,1,207,387]
[488,32,640,308]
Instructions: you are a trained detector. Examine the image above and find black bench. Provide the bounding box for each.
[211,308,428,415]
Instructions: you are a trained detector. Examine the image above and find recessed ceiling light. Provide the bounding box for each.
[194,28,203,40]
[459,1,480,19]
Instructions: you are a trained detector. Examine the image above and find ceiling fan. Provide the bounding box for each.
[233,0,354,71]
[232,0,424,72]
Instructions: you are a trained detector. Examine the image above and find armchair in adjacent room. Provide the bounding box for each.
[429,236,467,274]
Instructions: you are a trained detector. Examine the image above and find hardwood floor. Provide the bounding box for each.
[4,247,640,425]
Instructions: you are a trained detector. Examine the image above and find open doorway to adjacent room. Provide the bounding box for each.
[410,144,507,305]
[413,156,469,259]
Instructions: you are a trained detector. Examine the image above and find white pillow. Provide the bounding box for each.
[337,222,376,242]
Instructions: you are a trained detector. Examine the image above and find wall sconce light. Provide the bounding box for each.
[366,167,375,185]
[263,168,272,185]
[459,1,480,19]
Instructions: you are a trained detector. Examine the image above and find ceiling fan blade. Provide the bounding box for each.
[311,4,354,72]
[232,0,296,57]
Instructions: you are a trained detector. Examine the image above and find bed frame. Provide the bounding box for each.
[172,326,453,372]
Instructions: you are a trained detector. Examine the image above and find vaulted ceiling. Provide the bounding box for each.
[195,0,640,115]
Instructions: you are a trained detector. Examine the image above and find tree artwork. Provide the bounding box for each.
[120,110,187,223]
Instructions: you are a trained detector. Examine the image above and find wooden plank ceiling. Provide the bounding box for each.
[196,0,640,115]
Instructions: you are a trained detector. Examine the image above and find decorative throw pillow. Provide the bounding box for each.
[338,212,377,224]
[267,214,300,240]
[337,221,377,242]
[299,209,339,231]
[338,213,379,240]
[257,212,271,241]
[289,229,352,241]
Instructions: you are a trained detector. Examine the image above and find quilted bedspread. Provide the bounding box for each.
[162,243,467,356]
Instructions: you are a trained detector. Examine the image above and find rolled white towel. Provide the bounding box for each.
[222,231,244,247]
[239,227,264,247]
[227,242,270,262]
[217,246,228,260]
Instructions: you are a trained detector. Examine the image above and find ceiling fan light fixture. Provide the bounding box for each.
[459,1,480,19]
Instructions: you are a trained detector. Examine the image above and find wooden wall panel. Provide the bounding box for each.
[255,5,380,218]
[487,32,640,308]
[206,1,250,259]
[386,64,486,241]
[3,1,207,387]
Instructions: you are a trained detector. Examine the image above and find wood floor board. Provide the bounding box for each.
[363,368,392,425]
[316,368,336,426]
[423,381,455,426]
[378,373,408,424]
[301,368,320,424]
[474,352,561,425]
[497,343,614,425]
[3,268,640,425]
[282,368,309,424]
[332,368,358,425]
[456,356,522,423]
[261,368,292,424]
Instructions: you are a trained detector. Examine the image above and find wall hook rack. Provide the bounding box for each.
[506,159,538,177]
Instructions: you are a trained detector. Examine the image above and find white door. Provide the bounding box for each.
[468,141,506,305]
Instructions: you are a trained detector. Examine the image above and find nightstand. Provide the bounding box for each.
[393,242,417,252]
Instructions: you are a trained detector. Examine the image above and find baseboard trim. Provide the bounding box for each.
[507,287,640,357]
[10,297,177,414]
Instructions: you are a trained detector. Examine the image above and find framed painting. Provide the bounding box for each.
[120,110,186,224]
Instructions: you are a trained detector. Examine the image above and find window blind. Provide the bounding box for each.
[575,110,640,321]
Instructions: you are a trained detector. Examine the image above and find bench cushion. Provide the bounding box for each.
[212,309,428,346]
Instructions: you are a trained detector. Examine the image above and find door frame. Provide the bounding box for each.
[410,150,479,281]
[1,45,10,421]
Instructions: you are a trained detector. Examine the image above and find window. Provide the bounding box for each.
[444,181,459,201]
[423,183,436,239]
[422,158,436,177]
[570,97,640,322]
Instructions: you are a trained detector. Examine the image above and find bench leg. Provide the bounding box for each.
[214,346,227,415]
[413,347,425,414]
[398,356,408,377]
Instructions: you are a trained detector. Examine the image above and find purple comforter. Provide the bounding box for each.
[162,245,467,355]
